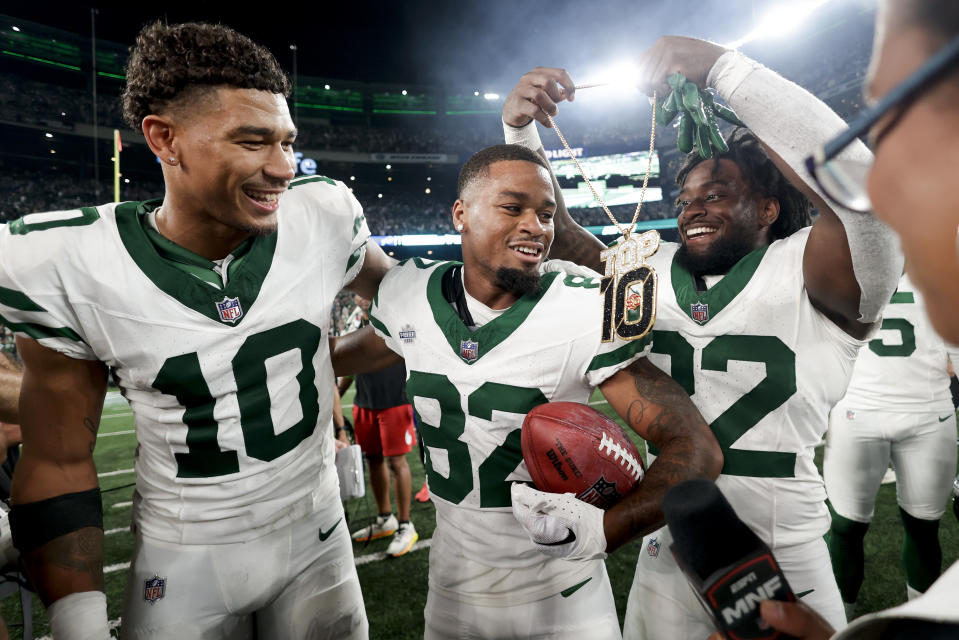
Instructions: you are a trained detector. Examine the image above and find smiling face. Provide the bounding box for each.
[674,158,778,276]
[454,159,556,308]
[865,0,959,341]
[166,87,297,239]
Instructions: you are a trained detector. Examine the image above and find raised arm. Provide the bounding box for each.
[635,36,902,338]
[502,68,607,273]
[599,358,722,550]
[9,336,109,633]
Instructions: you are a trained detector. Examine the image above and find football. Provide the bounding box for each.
[521,402,646,510]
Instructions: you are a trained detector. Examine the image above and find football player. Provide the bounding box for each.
[501,36,903,639]
[3,22,396,639]
[333,144,722,639]
[825,273,959,616]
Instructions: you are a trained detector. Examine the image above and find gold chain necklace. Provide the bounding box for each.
[543,93,661,342]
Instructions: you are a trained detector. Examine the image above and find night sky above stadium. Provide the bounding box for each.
[4,0,868,91]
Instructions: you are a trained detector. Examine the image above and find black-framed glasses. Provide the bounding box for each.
[805,32,959,212]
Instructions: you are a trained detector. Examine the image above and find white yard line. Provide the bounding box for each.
[99,468,134,478]
[105,527,129,536]
[354,538,432,566]
[104,561,131,575]
[112,501,133,509]
[98,429,136,438]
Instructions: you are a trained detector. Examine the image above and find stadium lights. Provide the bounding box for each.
[45,132,52,138]
[725,0,832,48]
[425,188,431,194]
[402,89,408,96]
[49,150,55,154]
[473,91,479,96]
[386,164,391,170]
[484,93,500,100]
[12,26,20,32]
[427,176,431,181]
[124,178,130,183]
[324,84,330,90]
[350,175,355,180]
[378,193,383,198]
[576,60,642,93]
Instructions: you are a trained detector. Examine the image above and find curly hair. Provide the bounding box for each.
[458,144,551,198]
[122,21,291,131]
[674,128,812,240]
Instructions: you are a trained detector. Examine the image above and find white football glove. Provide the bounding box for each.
[510,483,607,561]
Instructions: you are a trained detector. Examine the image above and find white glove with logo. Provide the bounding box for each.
[510,483,607,561]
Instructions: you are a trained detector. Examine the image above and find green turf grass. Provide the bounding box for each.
[1,389,955,638]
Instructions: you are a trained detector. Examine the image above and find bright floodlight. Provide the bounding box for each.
[324,84,330,90]
[577,60,642,92]
[402,89,408,96]
[484,92,500,100]
[12,26,20,32]
[45,132,52,138]
[726,0,832,48]
[473,91,479,96]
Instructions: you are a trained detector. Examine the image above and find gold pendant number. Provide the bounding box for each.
[600,231,660,342]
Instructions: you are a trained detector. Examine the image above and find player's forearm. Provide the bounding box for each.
[329,326,401,377]
[600,360,722,551]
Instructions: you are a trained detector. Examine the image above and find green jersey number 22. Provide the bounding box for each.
[153,319,324,478]
[649,331,798,478]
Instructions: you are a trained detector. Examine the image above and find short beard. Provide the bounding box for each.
[494,266,542,297]
[675,232,756,276]
[232,219,278,237]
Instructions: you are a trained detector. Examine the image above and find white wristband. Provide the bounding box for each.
[503,119,543,151]
[48,591,111,640]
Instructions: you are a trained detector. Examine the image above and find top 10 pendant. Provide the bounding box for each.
[599,230,660,342]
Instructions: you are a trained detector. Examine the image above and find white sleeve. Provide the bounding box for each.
[0,222,97,360]
[340,183,372,289]
[708,50,902,323]
[368,265,404,356]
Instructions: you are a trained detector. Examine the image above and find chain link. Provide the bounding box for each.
[543,91,657,240]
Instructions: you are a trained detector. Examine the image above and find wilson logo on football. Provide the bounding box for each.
[598,432,645,482]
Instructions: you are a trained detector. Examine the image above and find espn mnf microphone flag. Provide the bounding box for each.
[663,479,797,640]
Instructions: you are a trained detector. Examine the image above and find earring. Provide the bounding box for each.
[168,156,177,165]
[457,224,464,231]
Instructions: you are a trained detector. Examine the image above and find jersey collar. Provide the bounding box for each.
[426,261,560,364]
[115,199,277,326]
[670,244,769,325]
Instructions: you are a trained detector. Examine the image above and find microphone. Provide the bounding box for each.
[663,479,796,640]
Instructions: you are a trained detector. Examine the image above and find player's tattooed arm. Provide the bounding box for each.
[503,67,607,274]
[329,325,402,377]
[599,358,722,551]
[11,337,107,606]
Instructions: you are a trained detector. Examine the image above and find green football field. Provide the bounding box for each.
[1,388,957,639]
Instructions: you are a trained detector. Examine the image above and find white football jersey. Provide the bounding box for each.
[840,274,959,413]
[0,175,370,545]
[645,228,863,547]
[370,258,649,605]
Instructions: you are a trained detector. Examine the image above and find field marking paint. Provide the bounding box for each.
[98,429,136,439]
[105,527,129,536]
[354,538,432,566]
[105,561,131,575]
[99,468,134,478]
[112,501,133,509]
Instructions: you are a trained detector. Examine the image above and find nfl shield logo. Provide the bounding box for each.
[647,537,660,558]
[691,302,709,324]
[215,296,243,324]
[144,575,166,604]
[459,339,479,363]
[846,410,856,420]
